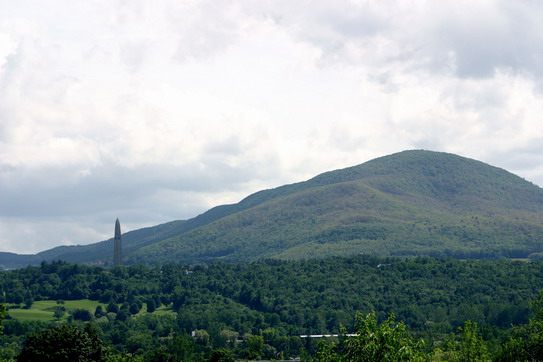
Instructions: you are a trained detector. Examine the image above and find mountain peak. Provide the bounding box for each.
[3,150,543,269]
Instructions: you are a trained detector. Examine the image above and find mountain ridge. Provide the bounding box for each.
[128,150,543,264]
[2,150,543,269]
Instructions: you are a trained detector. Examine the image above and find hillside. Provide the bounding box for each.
[128,150,543,264]
[3,150,543,268]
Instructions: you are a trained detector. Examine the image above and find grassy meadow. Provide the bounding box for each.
[6,300,174,321]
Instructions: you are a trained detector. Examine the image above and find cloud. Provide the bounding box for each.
[256,0,543,80]
[1,0,543,253]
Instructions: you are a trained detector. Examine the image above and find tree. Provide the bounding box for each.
[456,321,489,361]
[245,335,264,360]
[107,302,119,314]
[496,291,543,361]
[207,348,235,362]
[170,335,197,361]
[129,303,141,315]
[0,303,6,334]
[94,305,105,318]
[23,297,34,309]
[193,329,211,346]
[315,311,426,361]
[435,320,489,361]
[53,306,65,320]
[72,309,94,322]
[146,299,156,313]
[116,309,131,322]
[17,324,107,361]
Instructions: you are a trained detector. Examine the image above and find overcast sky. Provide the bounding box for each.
[1,0,543,254]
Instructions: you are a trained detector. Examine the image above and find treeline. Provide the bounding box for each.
[1,256,543,359]
[2,256,541,331]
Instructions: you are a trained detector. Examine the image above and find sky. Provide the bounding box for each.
[1,0,543,254]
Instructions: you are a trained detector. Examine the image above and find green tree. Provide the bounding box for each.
[316,311,426,361]
[94,305,105,318]
[53,306,65,320]
[496,291,543,361]
[207,348,235,362]
[245,335,264,360]
[23,297,34,309]
[107,302,119,314]
[129,303,141,315]
[0,303,6,334]
[315,339,337,362]
[193,329,211,346]
[72,309,94,322]
[167,335,198,361]
[456,321,489,361]
[146,299,156,313]
[436,321,489,361]
[17,324,107,361]
[116,309,131,322]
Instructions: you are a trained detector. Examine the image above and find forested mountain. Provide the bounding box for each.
[129,150,543,264]
[3,150,543,268]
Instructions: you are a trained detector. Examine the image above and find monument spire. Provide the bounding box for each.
[113,218,122,266]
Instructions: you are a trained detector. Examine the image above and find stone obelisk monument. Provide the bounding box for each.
[113,218,122,266]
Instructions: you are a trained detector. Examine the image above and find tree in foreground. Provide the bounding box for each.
[433,321,489,361]
[315,311,427,361]
[17,324,107,362]
[495,291,543,361]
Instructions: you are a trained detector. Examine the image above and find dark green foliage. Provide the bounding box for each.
[0,303,5,334]
[53,306,65,320]
[116,309,131,321]
[435,321,490,361]
[72,308,94,321]
[207,348,235,362]
[94,305,104,318]
[129,303,141,315]
[494,292,543,361]
[245,335,264,360]
[107,302,119,314]
[3,258,543,360]
[17,324,106,361]
[145,299,156,313]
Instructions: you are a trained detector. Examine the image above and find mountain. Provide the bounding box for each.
[2,150,543,269]
[129,150,543,264]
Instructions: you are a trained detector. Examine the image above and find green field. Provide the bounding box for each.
[6,300,175,321]
[7,300,106,321]
[152,305,175,316]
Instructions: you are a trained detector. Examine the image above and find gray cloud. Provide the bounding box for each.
[257,1,543,80]
[2,0,543,254]
[0,159,274,218]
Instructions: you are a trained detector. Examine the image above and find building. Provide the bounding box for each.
[113,218,122,266]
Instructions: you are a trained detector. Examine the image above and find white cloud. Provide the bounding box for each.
[1,0,543,254]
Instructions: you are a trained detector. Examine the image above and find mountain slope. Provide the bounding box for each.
[128,150,543,264]
[3,149,543,269]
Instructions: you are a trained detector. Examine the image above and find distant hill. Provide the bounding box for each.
[2,150,543,269]
[0,220,188,269]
